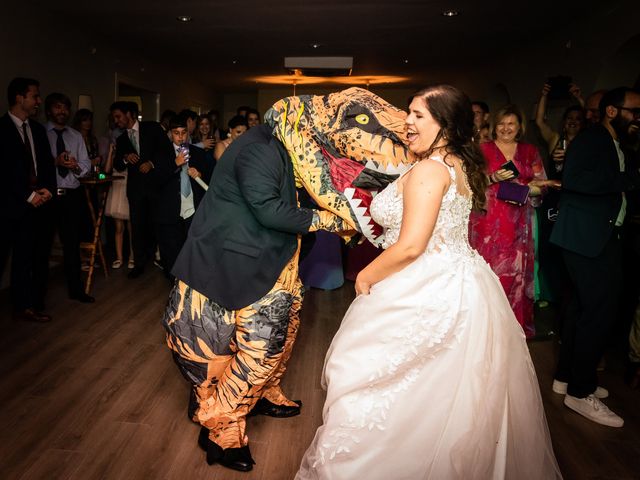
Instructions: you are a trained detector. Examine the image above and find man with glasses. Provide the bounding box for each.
[550,87,640,427]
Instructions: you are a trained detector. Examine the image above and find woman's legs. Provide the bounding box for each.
[114,219,124,262]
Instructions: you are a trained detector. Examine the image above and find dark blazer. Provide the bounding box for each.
[114,121,169,199]
[0,113,56,219]
[152,144,213,224]
[550,124,640,257]
[172,125,314,309]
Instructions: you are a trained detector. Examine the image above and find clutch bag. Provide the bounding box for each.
[496,182,529,206]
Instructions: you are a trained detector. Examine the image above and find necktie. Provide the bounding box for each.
[129,129,139,154]
[54,128,68,178]
[22,122,37,188]
[178,147,192,198]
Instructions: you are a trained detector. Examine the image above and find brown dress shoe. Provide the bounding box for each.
[14,308,52,323]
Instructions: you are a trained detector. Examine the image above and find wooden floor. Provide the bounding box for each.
[0,267,639,480]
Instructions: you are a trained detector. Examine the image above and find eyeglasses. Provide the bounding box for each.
[618,106,640,117]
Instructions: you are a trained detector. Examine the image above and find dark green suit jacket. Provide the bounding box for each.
[171,125,314,309]
[551,124,640,257]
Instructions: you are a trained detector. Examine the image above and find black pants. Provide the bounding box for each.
[156,216,192,277]
[555,230,622,397]
[128,192,157,268]
[1,203,54,311]
[53,188,85,296]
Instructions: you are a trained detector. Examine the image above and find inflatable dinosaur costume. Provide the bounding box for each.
[162,87,415,468]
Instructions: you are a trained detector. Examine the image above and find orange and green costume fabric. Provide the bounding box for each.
[162,87,415,449]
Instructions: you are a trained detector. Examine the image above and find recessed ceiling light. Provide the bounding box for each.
[310,43,322,49]
[442,10,459,17]
[403,59,409,64]
[232,60,238,64]
[176,15,192,22]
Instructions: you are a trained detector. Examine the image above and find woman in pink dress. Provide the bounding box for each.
[470,105,551,337]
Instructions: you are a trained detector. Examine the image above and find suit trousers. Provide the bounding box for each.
[555,229,622,397]
[156,216,192,277]
[0,203,54,311]
[128,191,157,268]
[53,188,85,296]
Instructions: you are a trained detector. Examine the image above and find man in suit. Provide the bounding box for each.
[111,101,169,278]
[0,77,56,322]
[551,87,640,427]
[163,124,346,471]
[43,92,94,303]
[152,115,212,278]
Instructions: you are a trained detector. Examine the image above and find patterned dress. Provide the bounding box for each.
[469,141,546,337]
[296,156,561,479]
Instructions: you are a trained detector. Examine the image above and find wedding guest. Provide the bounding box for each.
[104,138,134,270]
[246,108,261,129]
[472,101,490,142]
[111,101,169,278]
[0,77,56,322]
[469,104,552,337]
[192,114,216,166]
[535,82,586,305]
[152,115,213,277]
[550,87,640,427]
[214,115,248,161]
[44,93,94,303]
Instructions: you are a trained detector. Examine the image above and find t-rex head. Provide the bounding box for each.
[265,87,416,245]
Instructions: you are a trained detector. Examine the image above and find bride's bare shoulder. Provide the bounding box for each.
[406,158,451,186]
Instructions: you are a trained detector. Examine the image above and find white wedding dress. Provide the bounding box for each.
[296,157,562,479]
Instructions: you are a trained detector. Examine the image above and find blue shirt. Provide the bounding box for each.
[45,121,91,189]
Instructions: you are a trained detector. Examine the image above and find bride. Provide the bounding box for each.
[296,85,562,479]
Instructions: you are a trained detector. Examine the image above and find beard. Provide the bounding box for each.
[611,113,637,148]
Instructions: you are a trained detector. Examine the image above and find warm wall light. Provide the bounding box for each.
[176,15,192,22]
[78,94,93,111]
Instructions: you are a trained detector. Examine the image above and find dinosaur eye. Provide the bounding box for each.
[355,114,369,125]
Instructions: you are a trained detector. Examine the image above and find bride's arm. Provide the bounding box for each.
[355,159,450,295]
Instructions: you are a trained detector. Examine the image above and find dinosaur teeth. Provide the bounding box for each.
[365,160,410,176]
[343,187,382,244]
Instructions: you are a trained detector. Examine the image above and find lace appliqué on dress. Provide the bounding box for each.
[314,158,478,466]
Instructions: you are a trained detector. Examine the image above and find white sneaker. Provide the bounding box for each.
[564,394,624,427]
[552,380,608,399]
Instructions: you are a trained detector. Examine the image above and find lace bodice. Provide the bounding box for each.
[370,156,475,257]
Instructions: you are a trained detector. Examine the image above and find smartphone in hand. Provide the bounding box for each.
[501,160,520,178]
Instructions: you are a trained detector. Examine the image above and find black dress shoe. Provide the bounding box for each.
[127,266,144,279]
[248,398,302,418]
[70,292,95,303]
[198,427,255,471]
[13,308,52,323]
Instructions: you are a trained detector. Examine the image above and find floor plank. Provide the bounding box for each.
[0,268,639,480]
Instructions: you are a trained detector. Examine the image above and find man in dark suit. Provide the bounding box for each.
[111,101,169,278]
[0,77,56,322]
[163,124,345,471]
[551,87,640,427]
[152,115,212,278]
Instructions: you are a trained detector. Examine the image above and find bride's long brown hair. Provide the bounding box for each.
[410,85,488,212]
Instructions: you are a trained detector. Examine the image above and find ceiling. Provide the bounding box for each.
[38,0,617,90]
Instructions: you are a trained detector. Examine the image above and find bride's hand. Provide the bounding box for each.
[355,274,372,295]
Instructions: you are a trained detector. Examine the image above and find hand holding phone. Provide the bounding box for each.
[501,160,520,178]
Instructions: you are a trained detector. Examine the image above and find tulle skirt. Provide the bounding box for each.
[296,250,562,479]
[105,171,129,220]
